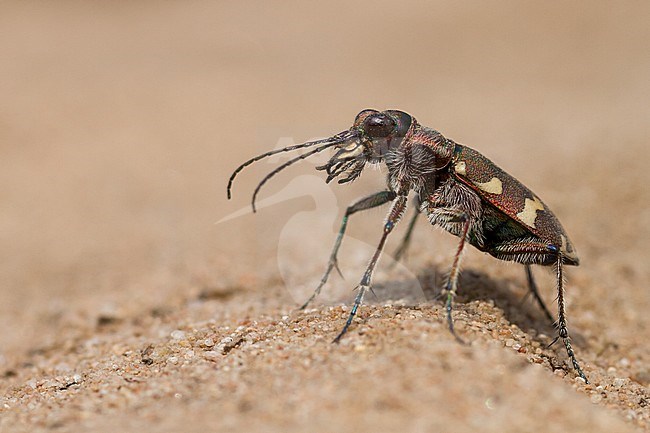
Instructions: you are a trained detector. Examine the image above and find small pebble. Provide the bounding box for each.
[171,330,186,340]
[203,351,220,361]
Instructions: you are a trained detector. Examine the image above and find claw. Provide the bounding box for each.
[332,258,344,280]
[444,289,468,345]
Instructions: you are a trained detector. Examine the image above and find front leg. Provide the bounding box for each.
[392,195,422,263]
[300,190,396,310]
[333,195,408,343]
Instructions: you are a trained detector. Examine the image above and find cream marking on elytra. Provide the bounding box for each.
[454,161,467,176]
[475,177,503,194]
[517,196,545,228]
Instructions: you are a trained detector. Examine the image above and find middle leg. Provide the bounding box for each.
[441,211,471,344]
[426,204,476,343]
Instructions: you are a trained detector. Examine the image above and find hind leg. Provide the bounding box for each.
[491,239,588,382]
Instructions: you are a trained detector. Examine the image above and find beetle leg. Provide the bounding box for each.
[490,240,571,324]
[439,210,471,344]
[333,195,408,343]
[555,256,589,383]
[522,265,555,325]
[392,196,422,263]
[488,238,559,266]
[299,190,397,310]
[491,240,588,381]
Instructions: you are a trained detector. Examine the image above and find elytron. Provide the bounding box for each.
[227,109,587,382]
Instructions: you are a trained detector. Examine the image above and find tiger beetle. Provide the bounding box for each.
[227,109,588,382]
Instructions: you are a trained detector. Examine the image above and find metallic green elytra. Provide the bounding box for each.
[227,109,588,382]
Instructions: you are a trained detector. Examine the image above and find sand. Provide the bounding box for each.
[1,2,649,432]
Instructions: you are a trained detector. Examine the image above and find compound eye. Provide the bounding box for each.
[364,114,396,138]
[354,109,378,124]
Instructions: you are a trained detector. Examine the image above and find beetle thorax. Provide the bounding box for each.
[385,126,455,194]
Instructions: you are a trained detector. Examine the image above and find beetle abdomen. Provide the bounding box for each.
[450,145,579,265]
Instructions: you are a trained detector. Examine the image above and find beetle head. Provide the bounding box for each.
[355,109,413,159]
[227,109,414,211]
[317,109,413,184]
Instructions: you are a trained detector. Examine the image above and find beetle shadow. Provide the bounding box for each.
[370,264,587,348]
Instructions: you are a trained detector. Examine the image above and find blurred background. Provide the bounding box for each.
[0,1,649,429]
